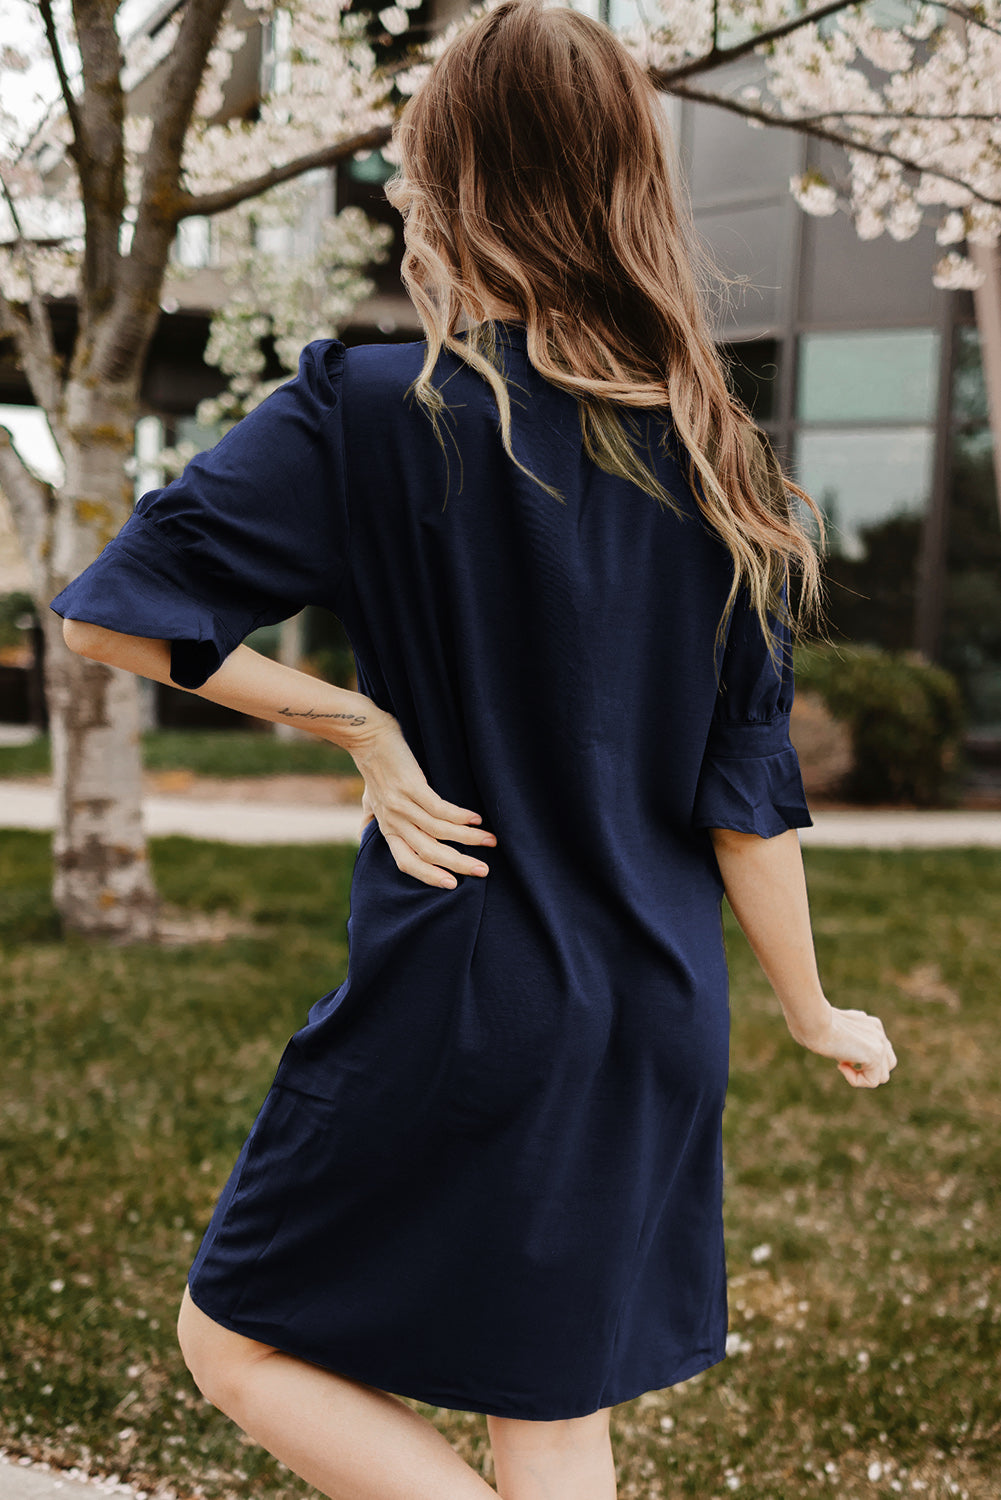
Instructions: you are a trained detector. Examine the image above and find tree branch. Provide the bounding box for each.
[778,109,1001,123]
[98,0,230,386]
[37,0,84,167]
[0,282,31,350]
[68,0,125,317]
[0,173,63,422]
[654,0,860,85]
[176,124,395,220]
[667,80,1001,209]
[0,423,53,596]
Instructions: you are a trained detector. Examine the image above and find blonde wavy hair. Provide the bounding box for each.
[385,0,828,671]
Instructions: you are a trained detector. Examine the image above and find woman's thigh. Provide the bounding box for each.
[486,1406,612,1450]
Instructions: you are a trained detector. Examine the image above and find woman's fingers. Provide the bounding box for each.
[401,823,493,882]
[837,1044,895,1087]
[427,789,486,825]
[427,818,497,848]
[351,715,498,887]
[411,789,496,846]
[383,832,461,889]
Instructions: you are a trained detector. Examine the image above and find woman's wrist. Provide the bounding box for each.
[302,692,393,754]
[782,992,833,1048]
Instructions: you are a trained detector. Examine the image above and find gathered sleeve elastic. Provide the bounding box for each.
[691,575,813,838]
[49,339,349,691]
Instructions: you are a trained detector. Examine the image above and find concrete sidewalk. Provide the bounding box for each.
[0,1456,149,1499]
[2,777,1001,845]
[0,779,366,844]
[797,808,1001,847]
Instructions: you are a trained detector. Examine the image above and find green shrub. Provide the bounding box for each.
[794,642,967,806]
[0,590,36,649]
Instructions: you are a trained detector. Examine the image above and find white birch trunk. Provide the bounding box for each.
[37,379,159,940]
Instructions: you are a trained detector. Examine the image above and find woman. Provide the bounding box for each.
[50,2,897,1496]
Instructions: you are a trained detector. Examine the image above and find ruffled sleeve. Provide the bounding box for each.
[691,575,813,838]
[48,339,349,692]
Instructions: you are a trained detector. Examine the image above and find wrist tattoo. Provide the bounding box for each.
[278,706,369,727]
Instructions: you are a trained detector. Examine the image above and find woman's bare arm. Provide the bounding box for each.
[708,825,897,1088]
[61,620,497,888]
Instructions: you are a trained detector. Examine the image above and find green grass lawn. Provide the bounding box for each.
[1,834,999,1499]
[0,729,358,779]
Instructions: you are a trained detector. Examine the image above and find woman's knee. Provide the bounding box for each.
[176,1283,275,1412]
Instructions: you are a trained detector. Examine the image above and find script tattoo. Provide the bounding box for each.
[278,706,369,727]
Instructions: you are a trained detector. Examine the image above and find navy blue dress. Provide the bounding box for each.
[49,324,812,1420]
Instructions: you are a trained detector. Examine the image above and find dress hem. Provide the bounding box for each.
[184,1277,728,1421]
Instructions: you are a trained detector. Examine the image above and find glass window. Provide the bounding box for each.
[794,428,935,560]
[943,325,1001,725]
[348,149,396,186]
[800,205,944,327]
[798,330,939,424]
[687,96,801,209]
[173,415,224,454]
[720,340,780,422]
[567,0,644,26]
[694,203,793,329]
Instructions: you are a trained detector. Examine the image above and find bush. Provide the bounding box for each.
[794,642,966,806]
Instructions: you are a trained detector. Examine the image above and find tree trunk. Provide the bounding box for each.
[273,613,304,741]
[42,379,159,941]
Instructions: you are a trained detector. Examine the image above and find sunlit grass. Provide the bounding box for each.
[1,834,999,1499]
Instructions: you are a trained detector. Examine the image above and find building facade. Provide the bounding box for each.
[674,65,1000,729]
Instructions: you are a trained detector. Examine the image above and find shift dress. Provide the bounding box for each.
[49,322,813,1421]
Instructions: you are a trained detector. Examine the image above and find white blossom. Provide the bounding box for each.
[933,251,987,290]
[936,211,967,246]
[378,8,410,37]
[790,174,838,217]
[181,192,392,440]
[886,198,923,242]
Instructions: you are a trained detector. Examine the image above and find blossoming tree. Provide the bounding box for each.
[0,0,409,939]
[1,0,998,941]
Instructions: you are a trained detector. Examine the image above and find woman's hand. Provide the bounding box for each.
[347,708,496,889]
[789,1003,898,1088]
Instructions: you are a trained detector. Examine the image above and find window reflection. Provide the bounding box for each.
[943,325,1001,724]
[795,428,935,561]
[951,326,990,426]
[798,329,939,424]
[721,340,779,422]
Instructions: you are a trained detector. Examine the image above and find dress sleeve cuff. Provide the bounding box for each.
[691,715,814,838]
[49,515,257,691]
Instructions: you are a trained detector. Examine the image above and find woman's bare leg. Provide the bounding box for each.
[486,1407,617,1500]
[176,1284,497,1500]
